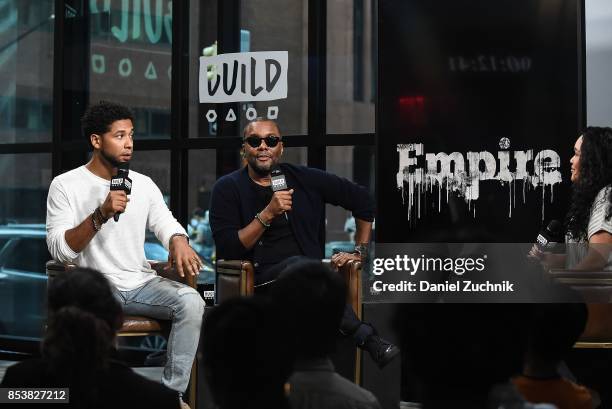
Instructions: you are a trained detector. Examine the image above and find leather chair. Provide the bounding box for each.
[45,260,198,408]
[215,258,363,383]
[549,269,612,348]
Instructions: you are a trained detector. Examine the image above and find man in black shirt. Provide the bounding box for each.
[249,178,303,284]
[210,118,398,368]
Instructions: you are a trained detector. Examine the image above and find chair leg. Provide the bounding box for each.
[355,348,362,385]
[354,273,363,384]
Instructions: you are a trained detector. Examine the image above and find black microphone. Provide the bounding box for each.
[110,163,132,222]
[536,220,563,251]
[270,165,289,220]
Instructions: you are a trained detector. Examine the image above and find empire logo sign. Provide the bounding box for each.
[396,140,562,221]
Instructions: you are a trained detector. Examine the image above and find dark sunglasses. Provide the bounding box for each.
[244,135,281,148]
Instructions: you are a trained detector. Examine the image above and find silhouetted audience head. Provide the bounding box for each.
[394,304,530,408]
[43,267,123,406]
[201,297,294,409]
[268,259,346,360]
[527,303,587,364]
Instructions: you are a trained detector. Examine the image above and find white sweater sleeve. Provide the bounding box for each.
[145,177,187,250]
[46,178,80,263]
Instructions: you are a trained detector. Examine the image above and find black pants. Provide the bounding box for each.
[255,256,373,345]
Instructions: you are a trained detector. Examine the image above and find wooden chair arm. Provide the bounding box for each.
[548,269,612,299]
[45,260,76,279]
[549,269,612,282]
[341,259,362,319]
[216,259,254,271]
[215,260,255,303]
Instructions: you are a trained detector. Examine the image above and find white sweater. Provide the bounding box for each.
[46,166,187,291]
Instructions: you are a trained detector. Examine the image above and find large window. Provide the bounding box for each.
[0,0,378,254]
[325,146,375,256]
[325,1,376,253]
[130,150,171,199]
[240,0,309,136]
[0,153,52,341]
[187,0,309,139]
[130,150,171,252]
[88,0,172,140]
[0,3,52,336]
[327,0,375,134]
[0,0,377,351]
[0,153,51,224]
[187,1,217,139]
[0,1,54,144]
[187,149,216,265]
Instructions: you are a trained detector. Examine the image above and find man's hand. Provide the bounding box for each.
[261,189,294,220]
[167,235,202,277]
[99,190,129,219]
[331,251,361,270]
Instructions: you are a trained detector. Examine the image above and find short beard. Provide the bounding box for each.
[248,158,274,177]
[100,149,123,168]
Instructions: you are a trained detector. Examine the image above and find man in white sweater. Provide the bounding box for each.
[46,101,205,396]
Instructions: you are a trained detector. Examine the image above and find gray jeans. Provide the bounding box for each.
[113,276,205,393]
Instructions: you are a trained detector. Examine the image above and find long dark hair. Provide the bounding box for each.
[42,268,123,407]
[566,127,612,241]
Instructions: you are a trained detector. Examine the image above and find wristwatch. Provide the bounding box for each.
[353,243,369,261]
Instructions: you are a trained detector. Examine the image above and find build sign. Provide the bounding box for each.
[199,51,288,103]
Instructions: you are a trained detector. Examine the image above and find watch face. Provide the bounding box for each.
[355,245,368,256]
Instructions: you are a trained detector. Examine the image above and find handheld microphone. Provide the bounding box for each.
[110,163,132,222]
[270,165,289,220]
[536,220,563,251]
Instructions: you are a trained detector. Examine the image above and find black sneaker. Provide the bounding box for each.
[363,334,400,369]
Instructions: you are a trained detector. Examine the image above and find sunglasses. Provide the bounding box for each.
[244,135,281,148]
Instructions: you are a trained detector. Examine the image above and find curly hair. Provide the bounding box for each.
[80,100,134,141]
[565,127,612,241]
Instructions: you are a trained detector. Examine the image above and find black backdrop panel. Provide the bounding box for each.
[377,0,582,242]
